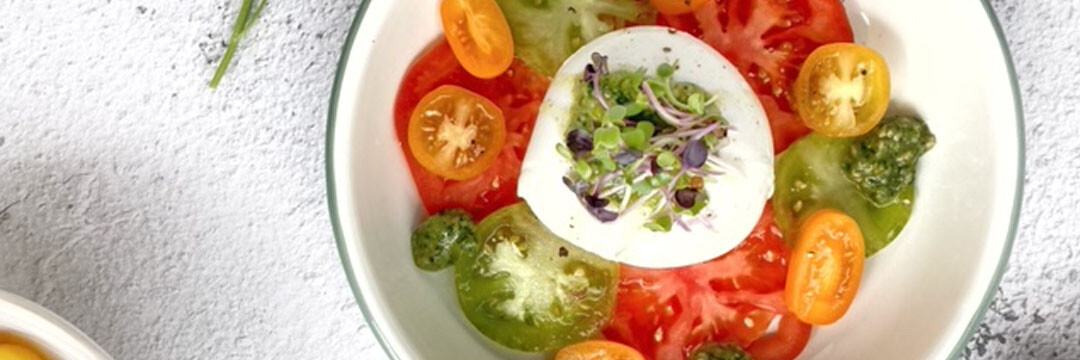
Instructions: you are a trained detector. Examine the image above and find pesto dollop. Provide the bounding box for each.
[688,343,752,360]
[410,210,478,271]
[843,115,936,206]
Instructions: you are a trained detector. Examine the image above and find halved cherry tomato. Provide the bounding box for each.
[650,0,709,15]
[407,85,507,181]
[784,210,865,325]
[745,315,813,360]
[394,40,549,219]
[557,340,647,360]
[793,43,891,137]
[440,0,515,79]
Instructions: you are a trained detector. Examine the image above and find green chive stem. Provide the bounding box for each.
[210,0,269,89]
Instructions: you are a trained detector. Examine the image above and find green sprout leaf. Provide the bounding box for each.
[657,63,675,78]
[605,105,628,123]
[688,93,705,115]
[625,102,647,117]
[599,156,617,172]
[595,126,621,149]
[556,143,574,161]
[645,215,673,232]
[632,181,654,196]
[574,159,594,179]
[637,121,655,139]
[621,128,647,151]
[657,151,678,169]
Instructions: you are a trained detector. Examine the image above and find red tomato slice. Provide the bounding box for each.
[657,0,854,153]
[394,40,549,219]
[603,205,793,360]
[656,13,702,37]
[746,315,813,360]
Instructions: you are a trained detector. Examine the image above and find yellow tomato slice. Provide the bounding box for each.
[0,344,44,360]
[408,85,506,181]
[555,340,646,360]
[649,0,709,15]
[784,210,865,325]
[440,0,515,79]
[793,43,891,137]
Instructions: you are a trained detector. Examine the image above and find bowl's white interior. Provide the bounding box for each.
[329,0,1021,359]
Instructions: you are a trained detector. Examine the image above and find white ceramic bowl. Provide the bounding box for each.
[326,0,1024,359]
[0,290,111,359]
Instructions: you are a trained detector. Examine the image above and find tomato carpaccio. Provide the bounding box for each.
[604,204,810,360]
[659,0,854,153]
[394,40,549,219]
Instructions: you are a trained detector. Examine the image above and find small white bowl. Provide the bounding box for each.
[0,290,111,359]
[326,0,1024,359]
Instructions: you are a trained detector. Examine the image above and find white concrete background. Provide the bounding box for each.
[0,0,1074,359]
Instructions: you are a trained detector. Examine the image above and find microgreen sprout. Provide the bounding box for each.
[560,52,731,230]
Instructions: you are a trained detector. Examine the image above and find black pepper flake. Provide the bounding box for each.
[663,47,671,53]
[559,247,569,257]
[668,28,677,35]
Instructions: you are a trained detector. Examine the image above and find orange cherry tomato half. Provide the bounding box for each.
[440,0,515,79]
[555,340,646,360]
[650,0,708,15]
[784,210,865,325]
[793,43,891,138]
[407,85,507,181]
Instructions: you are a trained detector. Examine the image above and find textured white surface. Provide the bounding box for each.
[0,0,1075,359]
[0,0,381,359]
[963,1,1080,359]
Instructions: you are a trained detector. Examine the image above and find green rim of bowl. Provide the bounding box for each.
[324,1,1026,359]
[946,0,1026,358]
[324,1,401,359]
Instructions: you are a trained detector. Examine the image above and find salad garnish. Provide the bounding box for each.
[395,0,937,357]
[560,53,730,231]
[209,0,268,88]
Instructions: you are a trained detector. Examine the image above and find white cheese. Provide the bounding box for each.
[518,27,774,269]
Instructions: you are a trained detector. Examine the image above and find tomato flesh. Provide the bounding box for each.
[745,315,813,360]
[408,85,506,180]
[603,205,793,360]
[784,210,865,325]
[773,133,914,256]
[394,40,549,219]
[455,203,619,352]
[650,0,709,15]
[793,43,891,137]
[441,0,515,79]
[664,0,854,153]
[557,340,647,360]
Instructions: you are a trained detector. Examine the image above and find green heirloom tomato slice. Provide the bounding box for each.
[495,0,655,76]
[454,203,619,352]
[773,135,914,256]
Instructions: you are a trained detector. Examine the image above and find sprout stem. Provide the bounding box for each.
[210,0,269,89]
